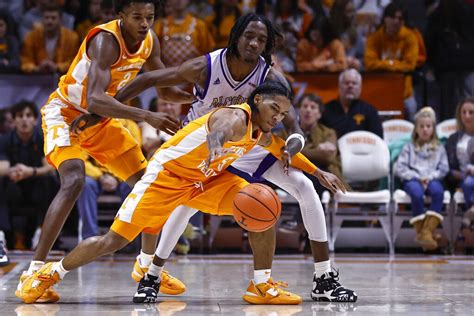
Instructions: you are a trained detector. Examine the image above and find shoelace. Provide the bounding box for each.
[318,270,341,290]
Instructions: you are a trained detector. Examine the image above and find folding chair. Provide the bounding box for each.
[330,131,392,253]
[382,119,414,145]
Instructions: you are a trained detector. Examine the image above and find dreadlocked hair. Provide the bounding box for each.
[227,13,276,66]
[115,0,162,13]
[247,81,292,113]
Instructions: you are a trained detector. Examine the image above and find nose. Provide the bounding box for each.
[249,39,258,49]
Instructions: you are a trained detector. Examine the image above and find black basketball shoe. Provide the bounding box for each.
[133,273,161,303]
[0,241,9,267]
[311,269,357,302]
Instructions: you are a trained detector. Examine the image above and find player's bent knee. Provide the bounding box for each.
[60,170,85,197]
[101,230,131,253]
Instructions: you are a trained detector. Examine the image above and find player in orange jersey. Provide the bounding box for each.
[19,81,325,304]
[15,0,193,303]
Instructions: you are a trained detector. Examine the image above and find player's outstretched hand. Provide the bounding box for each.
[314,169,347,194]
[71,113,103,134]
[145,112,180,135]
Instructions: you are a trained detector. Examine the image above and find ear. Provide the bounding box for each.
[253,94,263,106]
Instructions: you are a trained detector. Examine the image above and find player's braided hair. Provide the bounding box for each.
[247,81,292,113]
[227,13,276,66]
[115,0,162,13]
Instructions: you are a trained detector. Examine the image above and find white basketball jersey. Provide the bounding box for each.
[184,48,271,125]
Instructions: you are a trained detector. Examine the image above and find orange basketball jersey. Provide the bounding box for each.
[55,19,153,113]
[153,103,262,182]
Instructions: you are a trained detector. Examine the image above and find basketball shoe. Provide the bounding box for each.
[15,270,60,303]
[131,256,186,295]
[133,274,161,303]
[311,269,357,302]
[242,278,302,305]
[18,263,61,304]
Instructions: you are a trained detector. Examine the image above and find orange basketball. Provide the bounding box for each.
[232,183,282,232]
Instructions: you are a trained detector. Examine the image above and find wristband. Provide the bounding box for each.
[285,133,305,152]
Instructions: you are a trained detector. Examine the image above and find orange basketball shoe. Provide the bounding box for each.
[131,257,186,295]
[15,271,60,303]
[242,278,302,305]
[18,262,61,304]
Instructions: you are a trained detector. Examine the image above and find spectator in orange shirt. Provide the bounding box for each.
[0,11,20,73]
[154,0,215,67]
[75,0,102,41]
[296,17,347,72]
[205,0,241,48]
[21,4,79,74]
[364,2,418,121]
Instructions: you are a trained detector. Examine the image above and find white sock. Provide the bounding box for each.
[314,260,331,278]
[254,269,271,284]
[27,261,45,274]
[147,263,163,281]
[52,260,69,279]
[139,250,153,267]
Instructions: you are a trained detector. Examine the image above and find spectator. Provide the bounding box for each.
[364,2,418,121]
[140,97,182,157]
[77,116,141,240]
[205,0,241,48]
[330,0,364,70]
[154,0,215,67]
[75,0,102,41]
[188,0,214,21]
[291,93,343,195]
[321,68,383,138]
[446,97,474,222]
[271,25,295,76]
[0,11,20,73]
[0,108,14,134]
[20,0,75,40]
[77,156,132,240]
[273,0,313,39]
[296,17,347,72]
[394,107,449,251]
[425,0,474,121]
[21,4,79,74]
[0,101,57,250]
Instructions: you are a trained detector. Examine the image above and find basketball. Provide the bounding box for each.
[232,183,282,232]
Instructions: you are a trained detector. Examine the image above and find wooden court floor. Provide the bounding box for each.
[1,253,473,315]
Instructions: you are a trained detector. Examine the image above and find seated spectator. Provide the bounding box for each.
[0,101,57,250]
[75,0,102,41]
[271,26,295,78]
[330,0,364,70]
[188,0,214,21]
[154,0,215,67]
[0,107,14,134]
[21,4,79,74]
[446,97,474,225]
[140,98,182,157]
[273,0,313,40]
[394,107,449,251]
[321,68,383,138]
[425,0,474,121]
[0,11,20,73]
[20,0,75,40]
[284,93,343,195]
[77,155,132,240]
[205,0,241,48]
[296,17,347,72]
[364,2,418,121]
[77,117,141,240]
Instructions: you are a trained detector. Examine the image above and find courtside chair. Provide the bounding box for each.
[392,188,452,249]
[382,119,414,145]
[330,131,392,253]
[436,118,457,140]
